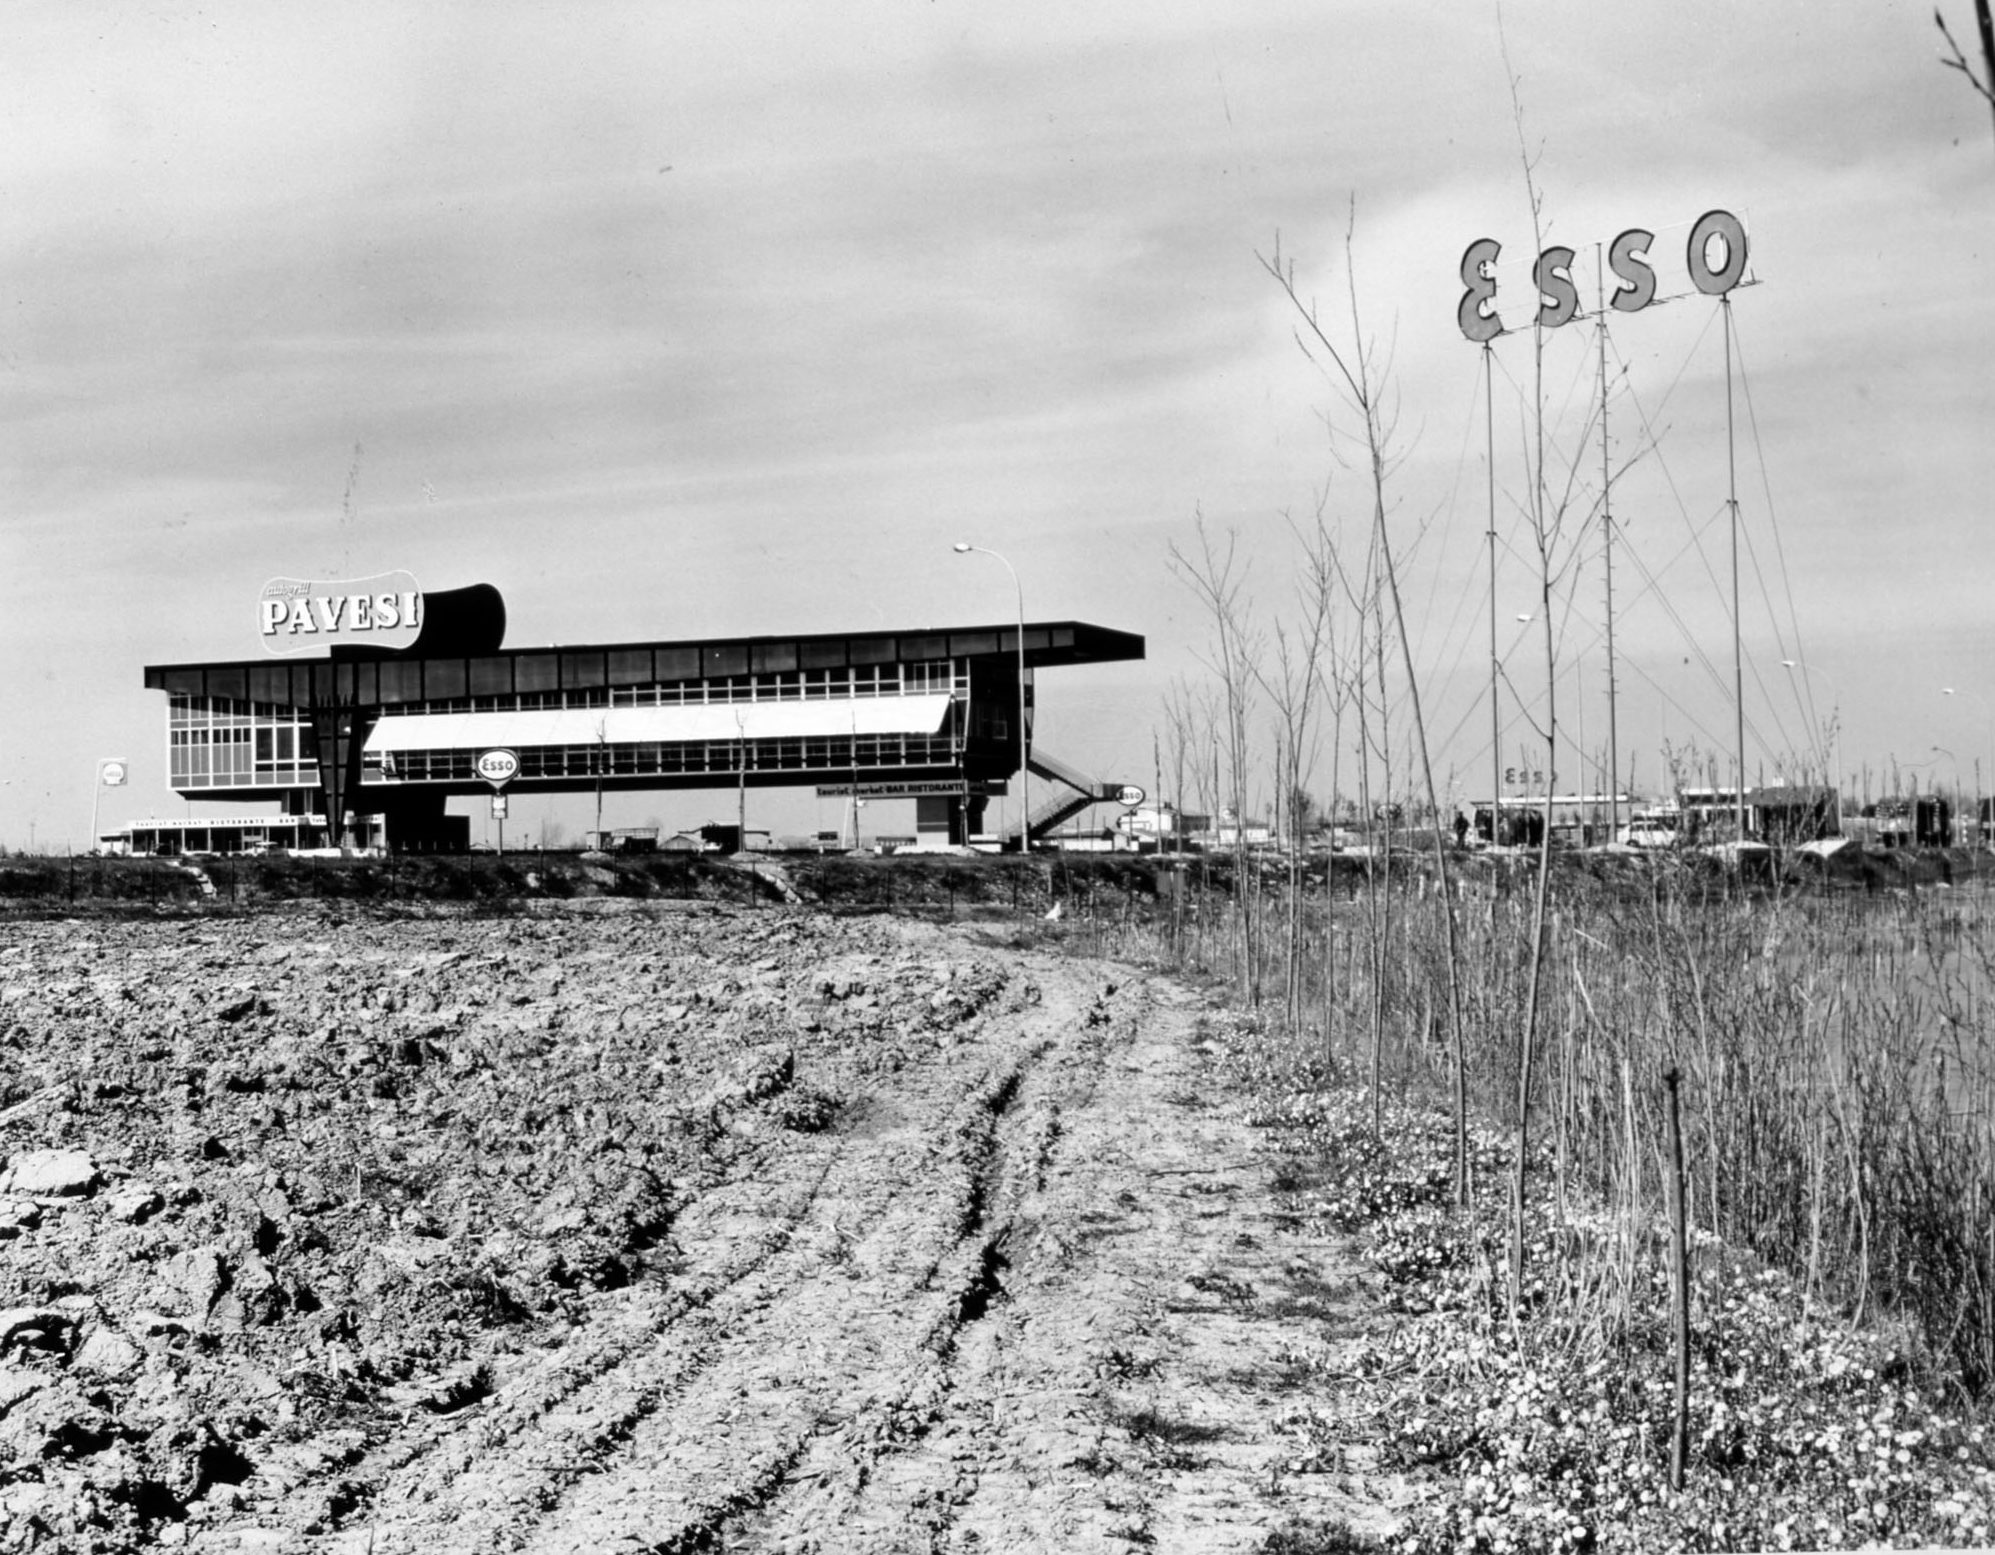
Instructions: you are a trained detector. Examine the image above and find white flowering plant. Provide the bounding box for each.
[1251,1081,1995,1552]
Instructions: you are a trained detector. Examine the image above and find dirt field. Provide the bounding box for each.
[0,903,1410,1553]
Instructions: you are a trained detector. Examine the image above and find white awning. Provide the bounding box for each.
[364,695,954,753]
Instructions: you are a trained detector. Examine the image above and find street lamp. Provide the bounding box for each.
[1915,744,1963,844]
[953,543,1030,851]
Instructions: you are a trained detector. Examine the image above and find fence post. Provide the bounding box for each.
[1664,1065,1691,1491]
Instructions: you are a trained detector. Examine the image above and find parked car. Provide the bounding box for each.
[1617,818,1678,849]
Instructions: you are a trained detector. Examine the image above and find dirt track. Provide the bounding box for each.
[0,906,1409,1553]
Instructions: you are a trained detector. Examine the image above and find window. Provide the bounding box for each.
[654,647,700,682]
[607,649,652,686]
[469,657,513,696]
[514,654,558,693]
[560,652,606,689]
[377,659,422,704]
[423,659,466,700]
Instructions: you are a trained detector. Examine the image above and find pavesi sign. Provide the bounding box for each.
[259,572,423,655]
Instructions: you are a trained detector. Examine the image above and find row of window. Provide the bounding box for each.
[610,662,962,705]
[377,733,958,784]
[169,697,279,727]
[170,747,318,789]
[153,639,1020,709]
[166,662,967,729]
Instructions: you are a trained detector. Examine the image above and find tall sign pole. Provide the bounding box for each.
[1725,293,1746,846]
[476,749,518,858]
[1597,248,1622,846]
[1486,343,1501,843]
[1455,209,1753,847]
[91,758,128,856]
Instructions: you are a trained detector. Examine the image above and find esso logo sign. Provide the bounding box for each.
[1116,785,1146,807]
[1458,209,1748,343]
[475,749,519,789]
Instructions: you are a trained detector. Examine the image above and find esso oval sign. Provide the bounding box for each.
[475,749,520,790]
[1116,785,1146,808]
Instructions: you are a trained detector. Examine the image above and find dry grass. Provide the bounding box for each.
[1062,852,1995,1545]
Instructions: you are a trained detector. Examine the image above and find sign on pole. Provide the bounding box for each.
[1115,785,1146,807]
[816,779,1005,800]
[90,756,128,855]
[1455,209,1750,342]
[490,793,509,819]
[475,749,520,790]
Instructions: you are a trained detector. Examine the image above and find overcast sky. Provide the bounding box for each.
[6,1,1993,846]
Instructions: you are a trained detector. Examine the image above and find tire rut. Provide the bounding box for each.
[231,977,1075,1554]
[721,974,1133,1555]
[504,1030,1066,1554]
[182,928,1407,1554]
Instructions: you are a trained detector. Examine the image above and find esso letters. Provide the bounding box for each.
[1457,210,1748,344]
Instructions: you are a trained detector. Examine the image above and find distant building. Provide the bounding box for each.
[1679,785,1839,844]
[141,582,1143,853]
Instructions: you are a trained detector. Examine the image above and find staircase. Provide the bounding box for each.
[1003,749,1128,846]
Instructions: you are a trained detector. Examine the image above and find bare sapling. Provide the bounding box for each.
[1168,517,1263,1005]
[1299,515,1359,1077]
[1261,218,1469,1184]
[1253,539,1333,1037]
[1497,46,1616,1308]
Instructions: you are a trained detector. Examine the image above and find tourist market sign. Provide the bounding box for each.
[259,571,423,655]
[1457,209,1748,341]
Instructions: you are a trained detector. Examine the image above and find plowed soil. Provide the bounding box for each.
[0,905,1409,1553]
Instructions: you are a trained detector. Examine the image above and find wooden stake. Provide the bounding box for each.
[1664,1065,1691,1490]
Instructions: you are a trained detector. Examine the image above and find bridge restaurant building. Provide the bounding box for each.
[142,585,1143,852]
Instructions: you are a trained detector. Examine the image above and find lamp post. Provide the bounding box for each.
[1930,744,1960,846]
[953,543,1030,852]
[1780,659,1843,834]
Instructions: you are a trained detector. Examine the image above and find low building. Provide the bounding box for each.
[1679,785,1839,844]
[99,814,389,856]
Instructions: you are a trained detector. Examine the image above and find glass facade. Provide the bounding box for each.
[379,658,966,715]
[167,696,318,791]
[380,731,958,785]
[165,659,981,793]
[145,621,1132,712]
